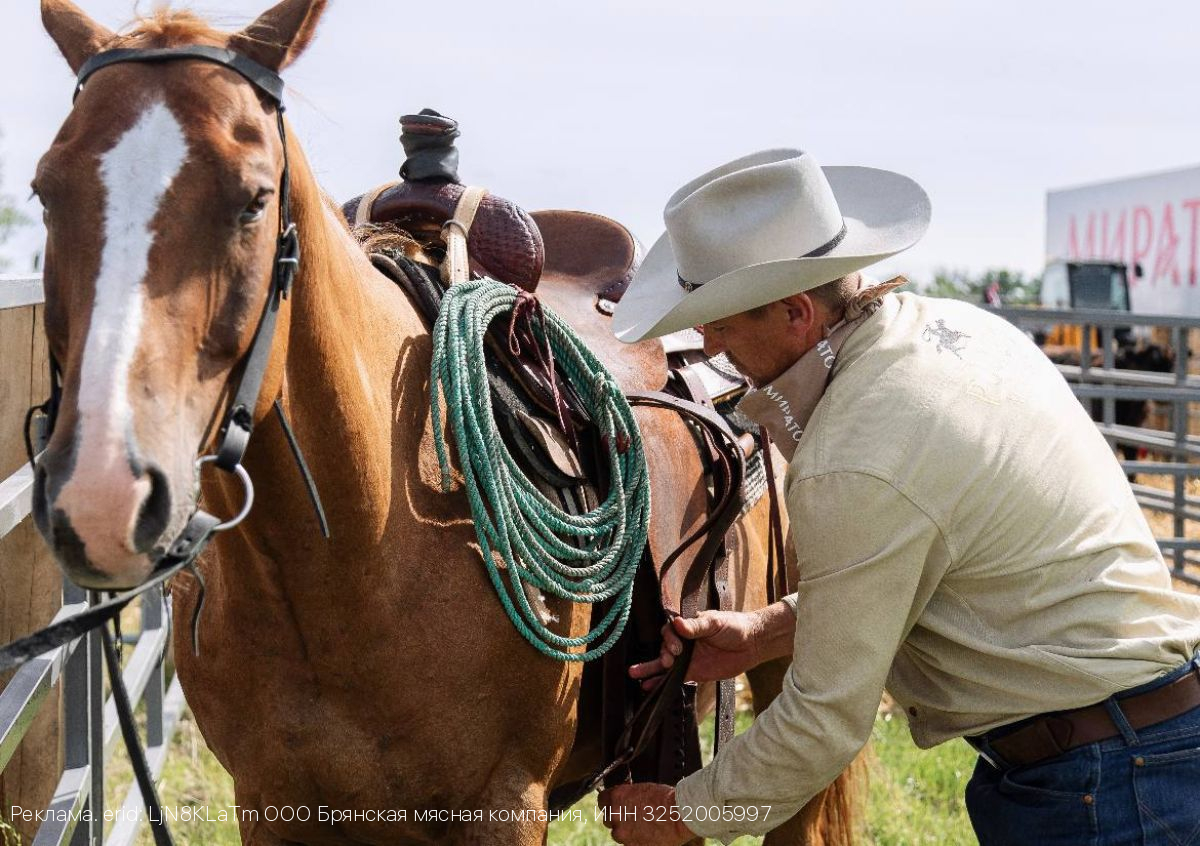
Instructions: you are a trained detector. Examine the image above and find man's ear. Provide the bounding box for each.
[781,293,818,332]
[228,0,329,72]
[42,0,115,75]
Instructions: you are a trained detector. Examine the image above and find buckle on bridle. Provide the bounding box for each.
[275,222,301,298]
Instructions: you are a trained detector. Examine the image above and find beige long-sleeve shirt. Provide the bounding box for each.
[674,291,1200,843]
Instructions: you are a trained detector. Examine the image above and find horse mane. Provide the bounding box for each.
[109,7,236,49]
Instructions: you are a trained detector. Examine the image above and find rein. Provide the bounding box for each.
[2,45,327,846]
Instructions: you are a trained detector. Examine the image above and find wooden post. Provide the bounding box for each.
[0,303,62,843]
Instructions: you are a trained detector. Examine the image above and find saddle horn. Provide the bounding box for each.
[343,109,545,290]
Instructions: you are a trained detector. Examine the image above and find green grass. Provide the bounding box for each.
[866,713,977,845]
[130,714,241,846]
[0,813,21,846]
[107,704,976,845]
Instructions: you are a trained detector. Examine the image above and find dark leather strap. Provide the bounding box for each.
[978,664,1200,768]
[551,389,745,800]
[76,47,285,103]
[24,354,62,466]
[0,512,220,675]
[711,546,736,756]
[102,626,175,846]
[628,390,744,615]
[629,388,744,755]
[215,219,297,471]
[272,399,330,538]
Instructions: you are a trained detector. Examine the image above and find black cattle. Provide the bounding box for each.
[1103,343,1175,472]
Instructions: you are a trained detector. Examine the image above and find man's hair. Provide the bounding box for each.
[808,272,861,313]
[746,272,861,319]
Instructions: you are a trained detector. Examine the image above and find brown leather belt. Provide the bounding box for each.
[972,664,1200,769]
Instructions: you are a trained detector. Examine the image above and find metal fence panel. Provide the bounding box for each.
[1,275,184,846]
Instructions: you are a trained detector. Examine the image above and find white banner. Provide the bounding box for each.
[1046,165,1200,315]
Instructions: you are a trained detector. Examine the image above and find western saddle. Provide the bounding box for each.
[342,110,787,807]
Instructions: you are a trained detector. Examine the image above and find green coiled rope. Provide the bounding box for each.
[430,279,650,662]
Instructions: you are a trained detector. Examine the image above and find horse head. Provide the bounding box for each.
[31,0,328,588]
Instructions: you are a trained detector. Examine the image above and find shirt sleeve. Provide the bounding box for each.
[674,470,951,843]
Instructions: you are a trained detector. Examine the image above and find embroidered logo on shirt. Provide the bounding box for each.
[922,319,970,359]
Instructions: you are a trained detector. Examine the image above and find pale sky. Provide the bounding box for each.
[2,0,1198,284]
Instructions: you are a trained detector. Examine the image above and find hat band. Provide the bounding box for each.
[677,220,848,293]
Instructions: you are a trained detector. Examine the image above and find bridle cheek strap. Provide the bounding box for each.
[70,46,325,535]
[7,44,329,846]
[1,46,328,846]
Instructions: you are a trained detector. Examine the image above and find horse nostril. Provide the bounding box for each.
[132,464,172,553]
[49,510,94,576]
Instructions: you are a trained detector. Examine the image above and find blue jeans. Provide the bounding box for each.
[965,657,1200,845]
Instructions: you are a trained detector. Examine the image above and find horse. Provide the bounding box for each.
[30,1,864,843]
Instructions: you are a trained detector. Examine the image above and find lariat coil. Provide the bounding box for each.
[430,280,650,662]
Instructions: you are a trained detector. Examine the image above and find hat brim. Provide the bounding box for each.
[612,166,931,342]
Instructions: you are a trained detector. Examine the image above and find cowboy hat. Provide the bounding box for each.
[611,148,931,342]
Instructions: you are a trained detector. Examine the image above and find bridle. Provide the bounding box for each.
[2,45,326,846]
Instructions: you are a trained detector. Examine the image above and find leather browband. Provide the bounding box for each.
[676,220,850,293]
[76,46,286,104]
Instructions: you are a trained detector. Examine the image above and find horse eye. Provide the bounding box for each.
[239,189,273,225]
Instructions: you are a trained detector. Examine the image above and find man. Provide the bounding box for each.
[599,149,1200,845]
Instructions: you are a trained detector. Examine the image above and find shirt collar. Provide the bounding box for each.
[736,276,907,460]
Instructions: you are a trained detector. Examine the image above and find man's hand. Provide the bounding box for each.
[597,783,694,846]
[629,602,797,691]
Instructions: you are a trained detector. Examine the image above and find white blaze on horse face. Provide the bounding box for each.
[56,100,188,557]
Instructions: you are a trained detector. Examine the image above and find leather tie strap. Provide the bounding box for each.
[355,180,400,227]
[552,389,745,803]
[628,388,745,758]
[442,185,488,285]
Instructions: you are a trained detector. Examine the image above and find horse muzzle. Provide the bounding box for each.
[33,442,175,589]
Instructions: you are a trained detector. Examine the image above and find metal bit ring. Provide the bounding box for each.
[195,456,255,532]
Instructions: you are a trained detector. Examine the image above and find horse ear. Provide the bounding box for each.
[42,0,115,74]
[228,0,328,72]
